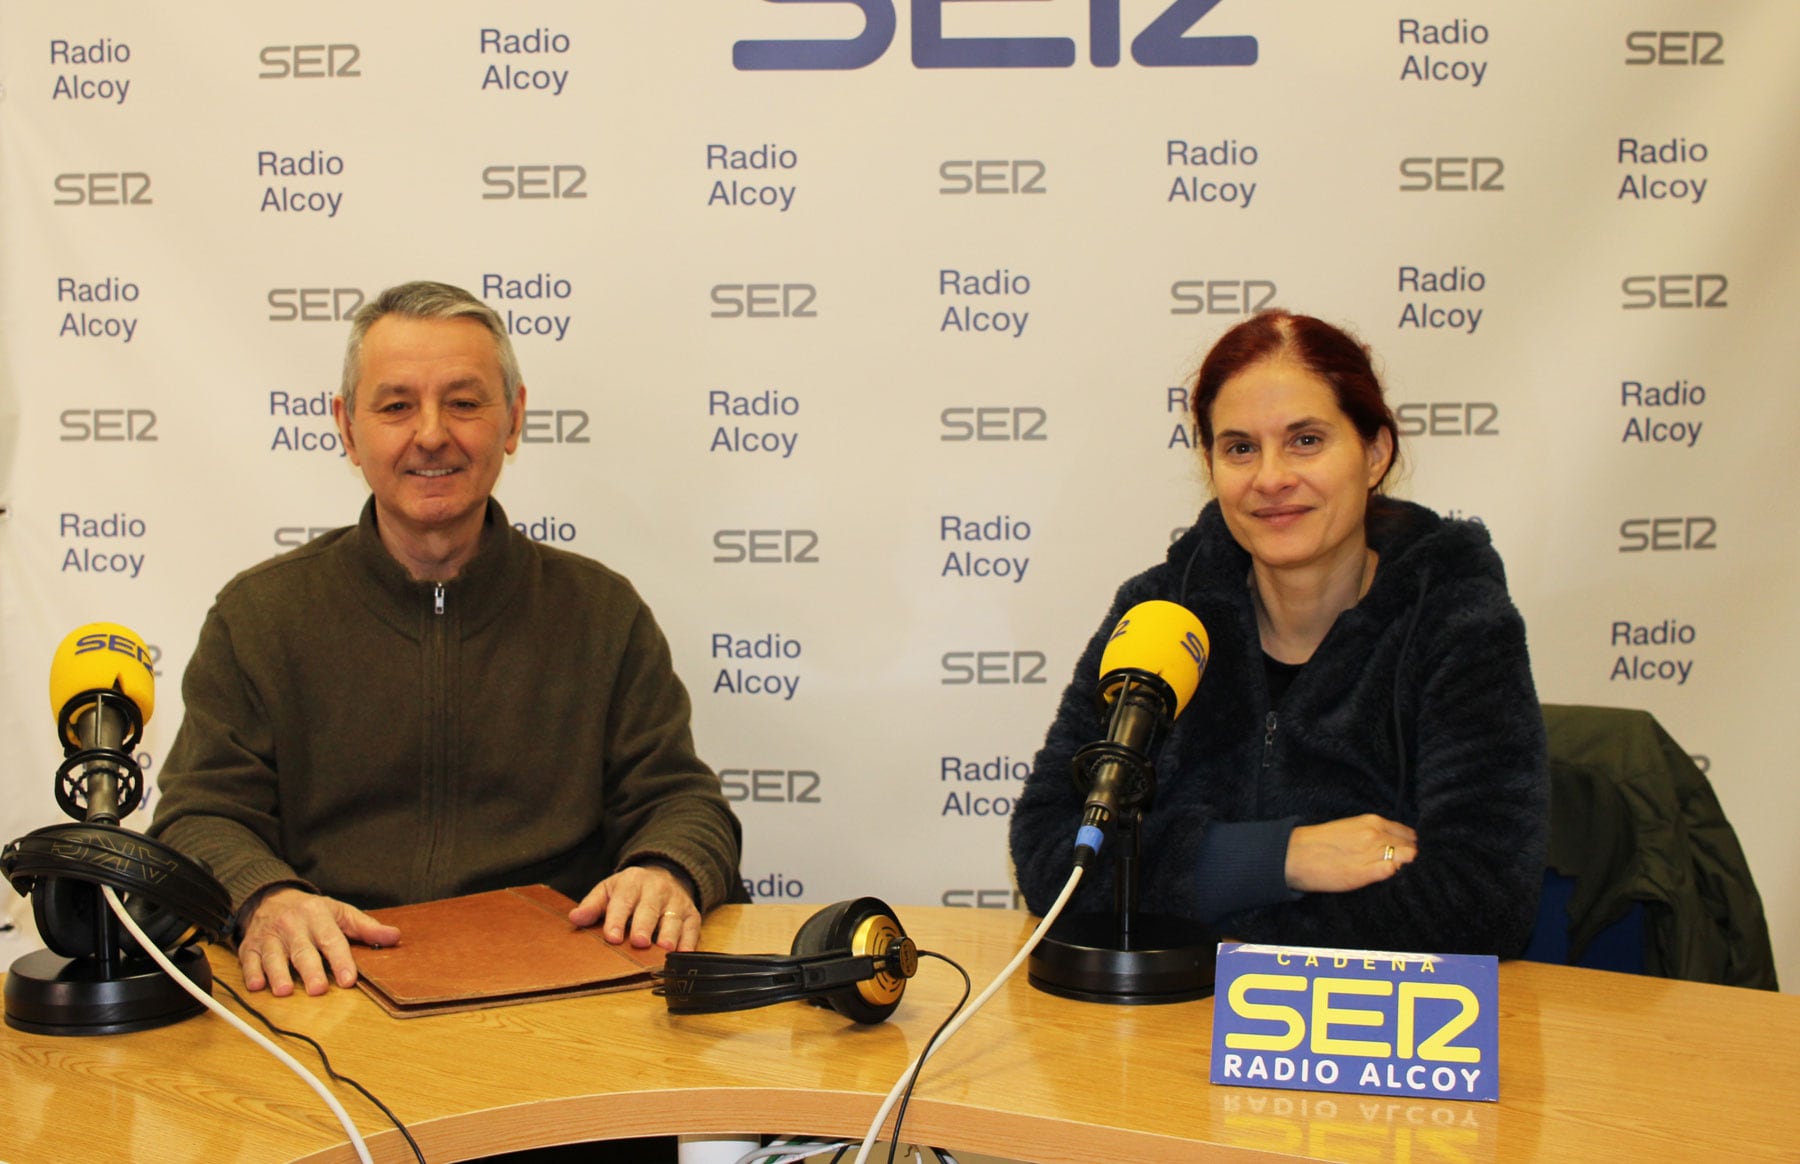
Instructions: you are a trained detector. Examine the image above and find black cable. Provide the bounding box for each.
[884,950,972,1164]
[216,980,427,1164]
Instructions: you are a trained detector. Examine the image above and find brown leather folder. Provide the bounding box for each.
[354,884,667,1018]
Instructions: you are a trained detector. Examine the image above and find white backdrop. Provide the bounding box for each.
[3,2,1796,989]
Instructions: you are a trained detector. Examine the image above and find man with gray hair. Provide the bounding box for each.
[151,280,742,998]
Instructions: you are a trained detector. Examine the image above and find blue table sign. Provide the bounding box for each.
[1210,942,1500,1102]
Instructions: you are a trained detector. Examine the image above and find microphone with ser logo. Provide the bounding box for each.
[2,623,231,1035]
[1072,600,1210,864]
[1029,599,1217,1004]
[48,622,157,825]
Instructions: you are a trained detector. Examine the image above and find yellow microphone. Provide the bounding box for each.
[1075,601,1211,862]
[1097,599,1210,718]
[48,623,156,824]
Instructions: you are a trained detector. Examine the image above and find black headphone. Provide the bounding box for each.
[2,822,233,960]
[655,897,918,1024]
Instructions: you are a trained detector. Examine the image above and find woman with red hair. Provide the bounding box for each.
[1012,311,1548,956]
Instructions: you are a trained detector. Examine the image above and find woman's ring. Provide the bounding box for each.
[1382,845,1396,862]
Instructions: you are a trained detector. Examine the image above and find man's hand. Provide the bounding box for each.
[238,887,402,997]
[569,864,701,952]
[1285,813,1419,894]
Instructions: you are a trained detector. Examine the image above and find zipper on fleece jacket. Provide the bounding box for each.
[413,580,453,900]
[1257,710,1278,815]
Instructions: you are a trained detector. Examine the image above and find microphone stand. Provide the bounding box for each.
[1028,805,1218,1005]
[2,694,214,1035]
[1116,807,1144,945]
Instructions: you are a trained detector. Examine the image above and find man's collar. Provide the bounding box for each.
[342,497,533,635]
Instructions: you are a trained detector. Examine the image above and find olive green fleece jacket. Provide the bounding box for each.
[149,498,743,919]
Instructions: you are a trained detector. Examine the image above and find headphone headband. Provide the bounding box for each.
[654,897,917,1024]
[2,823,231,958]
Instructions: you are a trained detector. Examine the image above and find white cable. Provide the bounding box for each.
[851,866,1085,1164]
[730,1140,850,1164]
[101,885,376,1164]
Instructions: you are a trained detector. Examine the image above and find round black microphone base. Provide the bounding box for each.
[4,946,212,1036]
[1028,911,1218,1005]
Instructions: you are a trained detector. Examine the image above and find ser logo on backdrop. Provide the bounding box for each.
[1397,403,1499,437]
[1170,279,1278,315]
[1399,157,1504,192]
[711,283,817,318]
[939,161,1045,196]
[482,165,588,199]
[941,650,1047,686]
[1620,275,1727,310]
[520,408,591,443]
[1624,31,1723,67]
[714,530,819,564]
[60,408,157,442]
[721,769,822,804]
[268,287,364,322]
[259,44,361,78]
[941,406,1047,442]
[1618,517,1716,553]
[53,172,151,206]
[733,0,1258,70]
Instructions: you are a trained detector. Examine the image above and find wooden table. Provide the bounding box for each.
[2,904,1796,1162]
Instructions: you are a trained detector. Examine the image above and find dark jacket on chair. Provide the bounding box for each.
[1541,704,1778,990]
